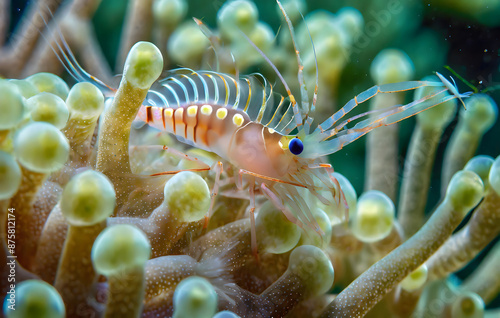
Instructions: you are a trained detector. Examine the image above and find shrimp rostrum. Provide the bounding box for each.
[51,1,472,245]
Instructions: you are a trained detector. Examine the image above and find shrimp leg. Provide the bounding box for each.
[308,163,349,222]
[248,178,259,263]
[205,161,223,228]
[238,169,306,188]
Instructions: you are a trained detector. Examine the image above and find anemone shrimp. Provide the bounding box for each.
[47,0,471,255]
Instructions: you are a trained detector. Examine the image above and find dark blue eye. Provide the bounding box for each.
[289,138,303,155]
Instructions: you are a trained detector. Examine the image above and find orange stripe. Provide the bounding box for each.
[146,106,153,123]
[161,108,166,129]
[172,109,176,134]
[193,108,199,144]
[183,107,188,139]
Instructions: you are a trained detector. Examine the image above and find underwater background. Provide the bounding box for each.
[1,0,500,317]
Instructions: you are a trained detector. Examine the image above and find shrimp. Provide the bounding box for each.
[46,0,471,254]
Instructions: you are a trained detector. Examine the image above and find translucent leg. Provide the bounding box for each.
[149,146,211,176]
[204,161,223,228]
[260,183,301,229]
[308,163,349,223]
[248,179,259,263]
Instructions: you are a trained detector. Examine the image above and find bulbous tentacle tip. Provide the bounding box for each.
[0,81,26,130]
[288,245,334,297]
[370,48,415,85]
[350,190,395,243]
[173,276,218,318]
[13,122,69,173]
[26,92,69,129]
[446,170,484,212]
[60,170,116,226]
[464,155,495,191]
[66,82,105,119]
[153,0,188,29]
[123,42,163,90]
[460,93,498,133]
[213,310,241,318]
[217,0,259,40]
[451,292,484,318]
[25,72,69,100]
[0,150,21,200]
[256,201,302,254]
[400,264,428,292]
[91,224,151,276]
[163,171,210,222]
[488,155,500,195]
[3,280,65,318]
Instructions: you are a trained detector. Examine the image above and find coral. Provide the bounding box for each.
[0,1,499,318]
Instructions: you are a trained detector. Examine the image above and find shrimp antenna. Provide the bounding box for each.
[239,30,298,115]
[298,9,319,133]
[194,17,239,80]
[37,5,115,94]
[276,0,310,133]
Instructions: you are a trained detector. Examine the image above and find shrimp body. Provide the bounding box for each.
[137,70,299,180]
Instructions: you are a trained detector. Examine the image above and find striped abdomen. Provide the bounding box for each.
[137,103,251,159]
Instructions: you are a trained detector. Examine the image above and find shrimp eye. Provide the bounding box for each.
[289,138,303,155]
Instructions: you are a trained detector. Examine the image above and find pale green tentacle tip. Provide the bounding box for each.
[464,155,494,191]
[370,48,415,84]
[400,264,428,292]
[25,72,69,100]
[60,170,116,226]
[336,7,364,39]
[256,201,301,254]
[248,21,274,51]
[173,276,218,318]
[451,292,484,318]
[230,21,274,69]
[213,311,240,318]
[91,224,151,276]
[350,190,395,243]
[460,93,498,133]
[415,75,457,130]
[8,79,39,99]
[299,208,332,249]
[488,155,500,195]
[163,171,210,222]
[66,82,105,119]
[288,245,334,296]
[3,280,65,318]
[0,81,26,130]
[168,21,210,67]
[13,122,69,173]
[26,92,69,129]
[446,170,484,212]
[0,151,22,200]
[153,0,188,28]
[124,42,163,90]
[217,0,258,39]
